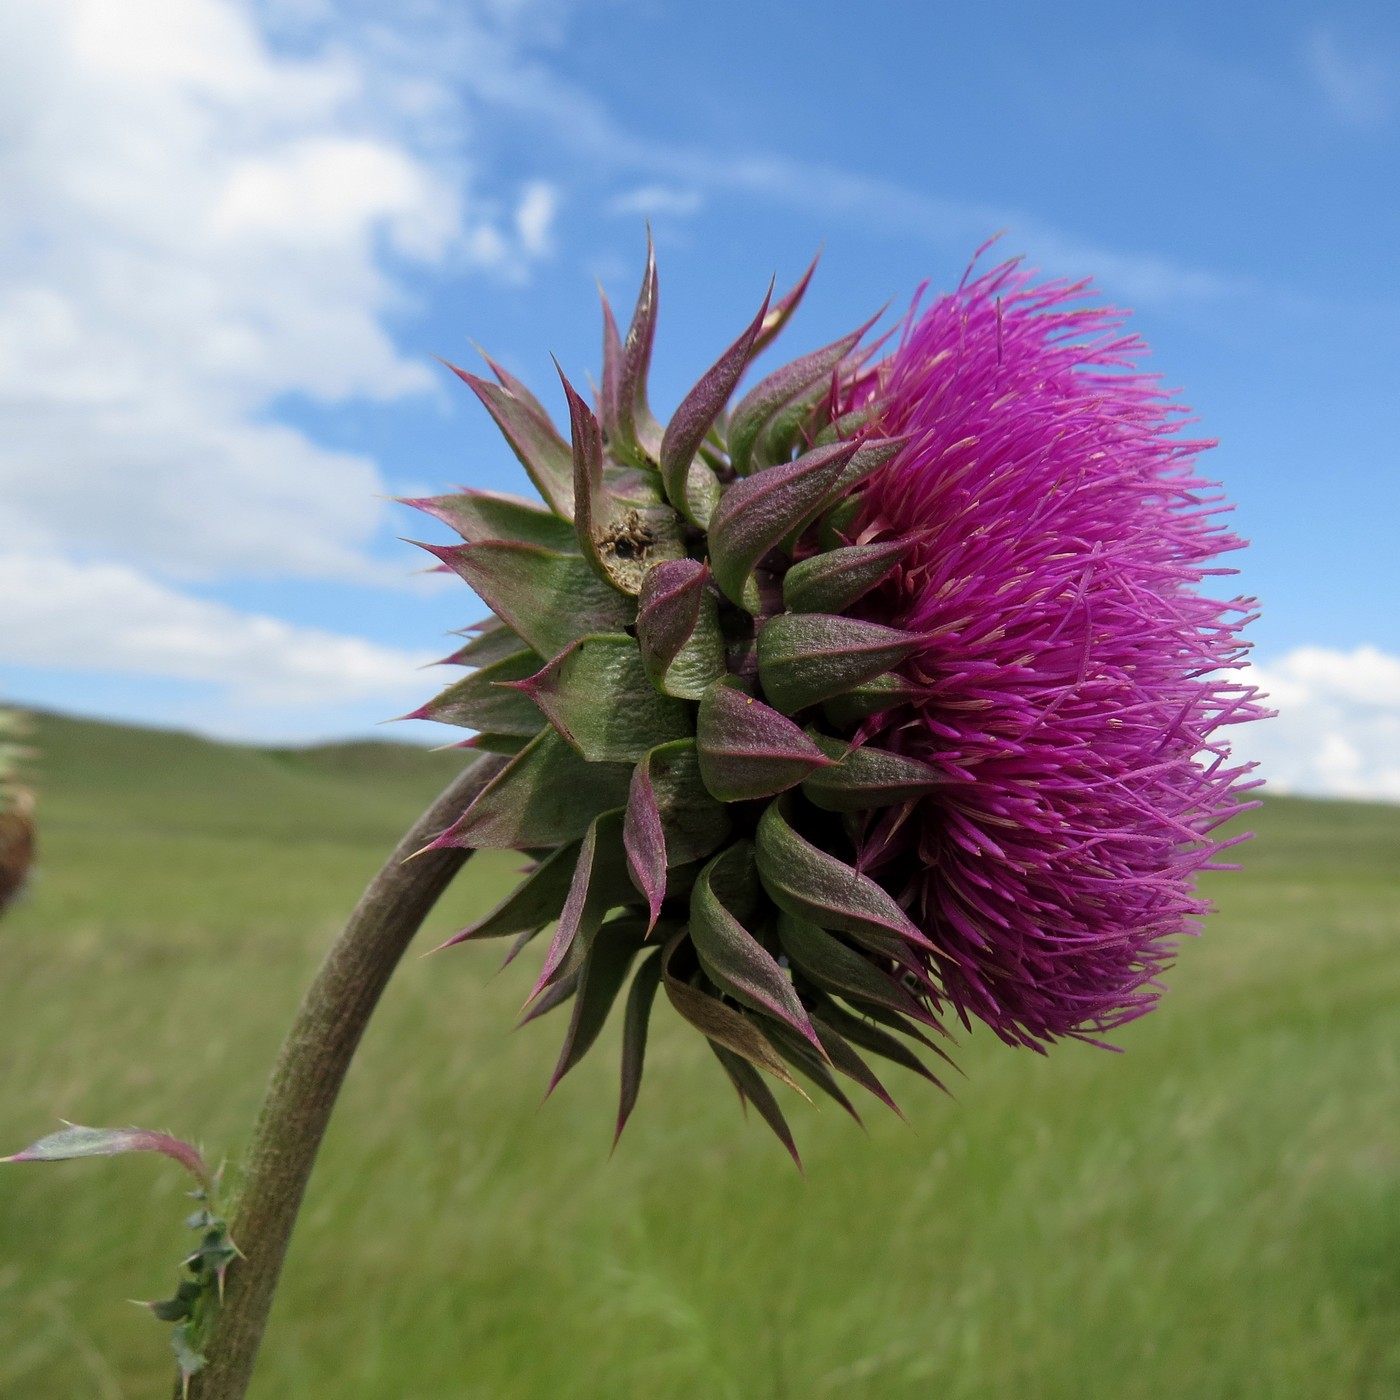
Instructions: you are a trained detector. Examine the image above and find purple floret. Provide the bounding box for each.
[842,260,1268,1049]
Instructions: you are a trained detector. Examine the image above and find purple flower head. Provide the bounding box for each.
[413,242,1268,1158]
[838,259,1267,1048]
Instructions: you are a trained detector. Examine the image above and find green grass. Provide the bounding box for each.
[2,711,1398,1398]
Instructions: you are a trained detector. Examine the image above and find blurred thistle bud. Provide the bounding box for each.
[0,706,35,917]
[404,241,1267,1161]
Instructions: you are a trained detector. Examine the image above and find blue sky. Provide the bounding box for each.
[2,0,1398,798]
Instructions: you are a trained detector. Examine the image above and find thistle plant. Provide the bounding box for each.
[0,705,35,917]
[3,243,1265,1399]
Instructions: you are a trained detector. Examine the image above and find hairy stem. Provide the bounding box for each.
[183,755,503,1400]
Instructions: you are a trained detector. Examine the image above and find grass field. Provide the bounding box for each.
[2,711,1397,1398]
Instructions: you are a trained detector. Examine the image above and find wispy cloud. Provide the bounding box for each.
[415,18,1248,312]
[1305,28,1395,128]
[515,179,560,255]
[608,184,705,219]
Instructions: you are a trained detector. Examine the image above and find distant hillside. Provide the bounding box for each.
[25,711,472,845]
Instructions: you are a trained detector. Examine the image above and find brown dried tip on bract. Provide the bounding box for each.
[403,240,1264,1164]
[0,707,35,918]
[598,509,657,590]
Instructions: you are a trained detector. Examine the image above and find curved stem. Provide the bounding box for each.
[183,755,503,1400]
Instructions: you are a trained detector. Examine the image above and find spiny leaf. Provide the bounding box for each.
[756,612,919,714]
[660,288,771,518]
[750,342,888,473]
[615,949,664,1145]
[425,540,635,660]
[778,436,911,554]
[700,837,764,926]
[478,348,553,422]
[751,253,819,357]
[827,981,955,1055]
[754,800,931,953]
[696,679,832,803]
[408,648,545,734]
[143,1282,201,1323]
[517,968,580,1025]
[801,733,954,811]
[463,733,533,756]
[810,1019,902,1116]
[782,539,911,614]
[810,995,949,1092]
[635,556,702,671]
[761,1021,862,1125]
[812,405,876,448]
[559,368,610,582]
[548,917,647,1093]
[533,809,632,994]
[406,489,579,551]
[604,457,668,507]
[707,440,860,609]
[635,560,726,700]
[640,739,731,867]
[689,852,822,1052]
[446,364,574,517]
[605,234,664,465]
[515,633,691,763]
[820,672,924,727]
[558,368,683,593]
[818,493,864,551]
[499,923,544,971]
[439,728,631,849]
[708,1043,802,1168]
[777,913,930,1024]
[3,1124,213,1190]
[623,755,666,933]
[437,841,581,949]
[728,316,878,476]
[662,934,802,1093]
[172,1323,207,1396]
[821,435,910,503]
[439,618,531,669]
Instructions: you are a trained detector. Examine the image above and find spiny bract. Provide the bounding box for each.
[406,243,1264,1162]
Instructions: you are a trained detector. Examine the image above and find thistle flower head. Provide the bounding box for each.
[841,261,1265,1048]
[407,242,1265,1159]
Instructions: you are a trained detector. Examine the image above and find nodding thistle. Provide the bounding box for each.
[405,242,1266,1161]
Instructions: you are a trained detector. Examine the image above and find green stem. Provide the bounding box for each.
[182,755,503,1400]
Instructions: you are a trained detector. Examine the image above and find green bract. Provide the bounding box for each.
[409,244,940,1162]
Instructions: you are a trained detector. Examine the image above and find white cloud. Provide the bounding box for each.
[1244,645,1400,803]
[608,184,705,219]
[0,0,552,583]
[0,553,434,710]
[1305,28,1395,127]
[515,180,560,256]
